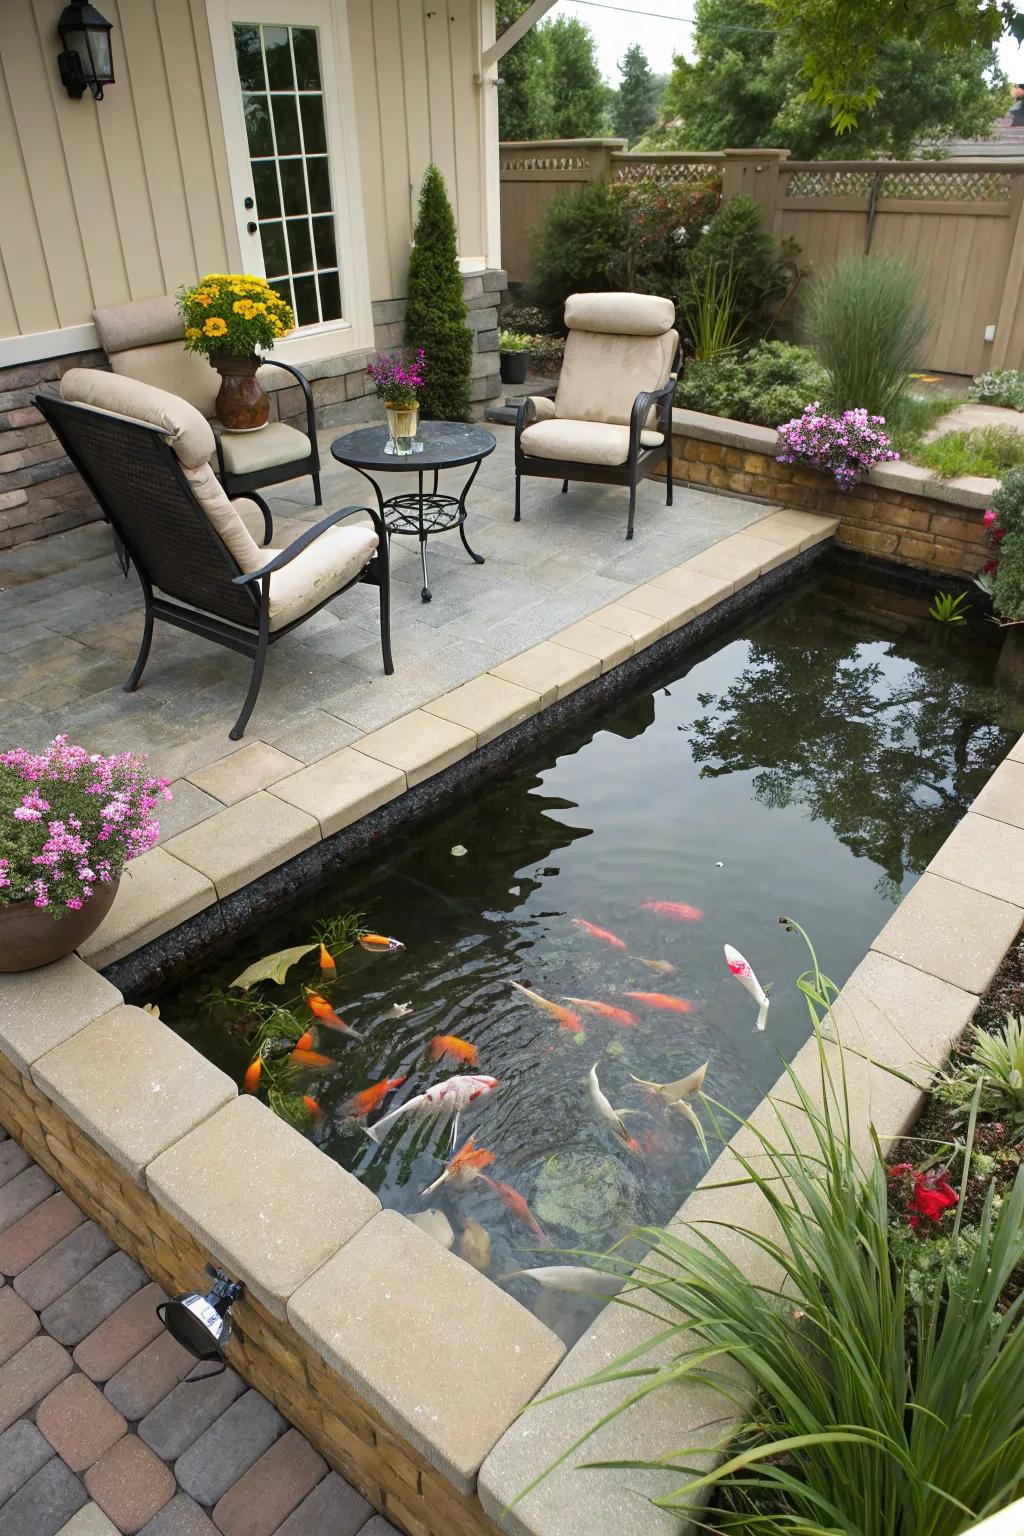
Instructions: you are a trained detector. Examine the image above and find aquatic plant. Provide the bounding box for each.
[514,919,1024,1535]
[928,591,971,625]
[776,402,899,490]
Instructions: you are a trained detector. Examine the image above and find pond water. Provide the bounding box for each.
[159,557,1024,1345]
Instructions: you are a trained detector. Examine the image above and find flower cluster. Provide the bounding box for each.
[177,275,294,359]
[0,737,170,920]
[366,348,426,408]
[776,403,899,491]
[888,1162,959,1230]
[980,505,1007,588]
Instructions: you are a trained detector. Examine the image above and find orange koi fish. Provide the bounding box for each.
[294,1030,315,1051]
[572,918,627,951]
[638,958,677,976]
[346,1074,407,1119]
[562,998,639,1028]
[510,981,584,1033]
[624,992,695,1015]
[480,1175,548,1244]
[303,1095,325,1121]
[429,1035,480,1066]
[642,901,704,922]
[358,933,405,954]
[318,942,336,975]
[305,991,364,1039]
[289,1047,335,1070]
[421,1135,495,1196]
[242,1057,262,1094]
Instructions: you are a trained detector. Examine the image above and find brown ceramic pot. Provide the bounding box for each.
[210,352,270,432]
[0,878,120,973]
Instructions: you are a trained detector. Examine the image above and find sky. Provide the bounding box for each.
[544,0,1024,88]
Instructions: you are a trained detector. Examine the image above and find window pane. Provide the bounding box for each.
[318,271,342,322]
[271,95,300,154]
[292,28,321,90]
[243,95,272,158]
[233,25,264,91]
[299,96,326,154]
[279,159,307,217]
[251,160,281,219]
[306,157,331,214]
[293,274,319,326]
[311,215,336,270]
[269,278,294,315]
[259,221,288,278]
[285,218,313,275]
[263,25,294,90]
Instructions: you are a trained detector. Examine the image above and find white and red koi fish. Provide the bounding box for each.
[642,901,704,922]
[572,918,627,950]
[365,1074,498,1143]
[563,998,639,1027]
[724,944,770,1031]
[587,1063,640,1152]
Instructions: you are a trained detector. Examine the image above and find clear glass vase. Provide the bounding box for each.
[384,402,420,455]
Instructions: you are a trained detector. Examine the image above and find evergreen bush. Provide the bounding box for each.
[404,164,472,421]
[677,340,827,426]
[991,468,1024,622]
[678,196,796,340]
[528,181,623,326]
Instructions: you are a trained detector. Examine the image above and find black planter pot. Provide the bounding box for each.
[500,352,530,385]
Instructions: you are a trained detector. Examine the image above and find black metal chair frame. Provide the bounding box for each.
[214,358,322,510]
[512,341,681,541]
[38,394,392,741]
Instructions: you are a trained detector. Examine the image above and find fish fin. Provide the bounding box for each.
[447,1111,461,1159]
[756,998,770,1032]
[345,1024,365,1041]
[615,1107,642,1117]
[673,1098,711,1160]
[629,1073,661,1091]
[421,1170,448,1197]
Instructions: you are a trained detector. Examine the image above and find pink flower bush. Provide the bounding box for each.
[776,402,899,491]
[367,348,426,408]
[0,736,170,919]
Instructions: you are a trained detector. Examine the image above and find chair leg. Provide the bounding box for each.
[514,474,521,522]
[378,561,394,676]
[666,455,673,507]
[561,479,569,494]
[123,591,154,693]
[626,484,637,541]
[230,631,269,741]
[312,469,322,507]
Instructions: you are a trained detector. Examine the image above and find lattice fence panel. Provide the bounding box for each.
[499,151,595,173]
[785,168,1012,201]
[611,157,722,186]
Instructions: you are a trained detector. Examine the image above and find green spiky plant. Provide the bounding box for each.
[513,919,1024,1534]
[935,1016,1024,1135]
[404,164,473,422]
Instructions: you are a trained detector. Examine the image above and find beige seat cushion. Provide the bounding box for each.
[519,419,663,467]
[219,422,312,476]
[554,328,677,428]
[60,368,215,469]
[264,524,378,630]
[564,292,675,337]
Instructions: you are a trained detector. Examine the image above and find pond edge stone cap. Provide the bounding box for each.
[287,1208,566,1494]
[30,1006,236,1186]
[0,957,122,1077]
[146,1097,381,1318]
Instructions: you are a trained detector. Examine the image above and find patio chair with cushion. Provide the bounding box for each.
[38,370,391,741]
[513,292,680,540]
[92,295,322,539]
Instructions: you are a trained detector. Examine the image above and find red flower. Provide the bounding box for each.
[887,1162,913,1178]
[908,1170,958,1228]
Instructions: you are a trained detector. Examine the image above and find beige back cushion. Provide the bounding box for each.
[563,291,675,337]
[60,367,214,468]
[182,463,264,571]
[555,327,677,427]
[93,294,220,417]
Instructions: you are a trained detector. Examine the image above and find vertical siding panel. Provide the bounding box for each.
[372,0,413,299]
[156,0,230,278]
[188,0,241,272]
[422,3,458,222]
[401,3,433,240]
[0,255,20,343]
[0,52,59,333]
[448,0,483,256]
[93,0,165,298]
[350,0,391,300]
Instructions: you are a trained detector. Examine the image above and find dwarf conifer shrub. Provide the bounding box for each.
[404,164,473,421]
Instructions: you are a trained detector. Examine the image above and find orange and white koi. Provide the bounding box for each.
[572,918,627,950]
[304,991,364,1039]
[624,991,695,1015]
[638,958,677,975]
[242,1057,262,1094]
[365,1074,498,1144]
[303,1095,325,1121]
[358,933,405,954]
[289,1047,336,1070]
[724,944,770,1031]
[479,1175,548,1243]
[346,1074,407,1119]
[504,1265,623,1295]
[318,942,336,975]
[421,1135,495,1196]
[562,997,639,1028]
[641,901,704,922]
[510,981,583,1032]
[587,1062,637,1152]
[428,1034,479,1066]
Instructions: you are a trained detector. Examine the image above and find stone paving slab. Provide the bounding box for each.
[0,1141,29,1188]
[0,1420,54,1506]
[15,1221,117,1312]
[103,1334,196,1422]
[73,1284,169,1384]
[57,1505,121,1536]
[0,1165,57,1234]
[0,1336,73,1432]
[137,1369,245,1463]
[0,1455,88,1536]
[0,1193,85,1277]
[84,1434,176,1534]
[0,1284,40,1365]
[36,1373,127,1472]
[871,872,1024,994]
[173,1391,286,1508]
[137,1493,216,1536]
[210,1429,327,1536]
[0,957,121,1077]
[274,1472,372,1536]
[41,1252,148,1348]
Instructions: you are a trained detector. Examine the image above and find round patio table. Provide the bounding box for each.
[331,421,496,603]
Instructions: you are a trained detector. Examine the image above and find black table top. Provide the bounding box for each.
[330,421,497,472]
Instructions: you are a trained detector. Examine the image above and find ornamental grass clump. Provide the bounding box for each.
[806,252,930,420]
[0,736,169,917]
[776,402,899,490]
[177,274,294,356]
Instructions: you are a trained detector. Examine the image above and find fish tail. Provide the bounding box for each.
[756,998,770,1033]
[366,1100,409,1142]
[345,1024,365,1040]
[421,1170,449,1197]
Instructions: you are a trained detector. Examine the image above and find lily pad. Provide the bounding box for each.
[534,1150,633,1235]
[230,943,317,990]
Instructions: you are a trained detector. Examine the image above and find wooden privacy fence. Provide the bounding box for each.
[499,142,1024,376]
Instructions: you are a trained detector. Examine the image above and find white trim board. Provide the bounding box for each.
[0,324,100,369]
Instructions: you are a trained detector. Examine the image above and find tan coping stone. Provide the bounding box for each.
[287,1209,565,1495]
[422,673,542,748]
[0,956,122,1076]
[78,848,216,971]
[267,748,405,838]
[490,642,601,709]
[969,757,1024,831]
[146,1097,380,1319]
[162,792,320,900]
[584,603,666,648]
[1009,732,1024,765]
[870,872,1023,995]
[647,566,731,613]
[185,741,305,806]
[928,811,1024,908]
[31,1006,236,1186]
[669,407,778,454]
[551,619,634,671]
[614,583,702,629]
[867,460,995,510]
[354,711,477,790]
[688,531,792,583]
[747,509,839,550]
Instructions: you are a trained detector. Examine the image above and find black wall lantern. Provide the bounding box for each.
[57,1,115,100]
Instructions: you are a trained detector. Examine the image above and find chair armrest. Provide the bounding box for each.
[232,504,383,584]
[629,377,677,458]
[258,356,319,464]
[513,395,554,447]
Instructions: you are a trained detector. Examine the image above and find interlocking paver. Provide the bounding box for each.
[137,1368,244,1462]
[210,1429,326,1536]
[355,1519,402,1536]
[0,1143,29,1189]
[137,1493,216,1536]
[0,1166,56,1234]
[0,1337,74,1433]
[42,1253,147,1347]
[74,1284,168,1385]
[174,1391,285,1508]
[0,1420,54,1508]
[85,1435,175,1535]
[275,1472,372,1536]
[0,1194,84,1277]
[37,1375,127,1473]
[55,1504,121,1536]
[0,1285,39,1366]
[0,1455,87,1536]
[14,1221,116,1312]
[104,1334,196,1422]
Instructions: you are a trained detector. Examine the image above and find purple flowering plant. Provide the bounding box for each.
[0,736,170,919]
[366,348,426,408]
[776,402,899,492]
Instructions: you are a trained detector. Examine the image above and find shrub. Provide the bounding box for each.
[528,181,625,326]
[990,468,1024,621]
[776,402,899,490]
[678,340,827,426]
[404,165,472,421]
[913,424,1024,480]
[806,252,931,420]
[969,370,1024,411]
[678,196,796,341]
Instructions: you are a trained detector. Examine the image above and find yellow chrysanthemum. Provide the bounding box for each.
[203,316,228,337]
[184,326,201,339]
[192,292,212,307]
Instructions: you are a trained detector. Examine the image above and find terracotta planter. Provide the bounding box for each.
[210,352,269,432]
[0,878,120,973]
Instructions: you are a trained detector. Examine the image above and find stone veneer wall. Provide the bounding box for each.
[0,270,505,552]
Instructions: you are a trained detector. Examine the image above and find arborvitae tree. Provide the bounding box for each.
[404,164,472,422]
[613,44,659,143]
[546,16,607,138]
[496,0,553,140]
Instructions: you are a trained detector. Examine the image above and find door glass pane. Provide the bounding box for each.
[232,21,342,328]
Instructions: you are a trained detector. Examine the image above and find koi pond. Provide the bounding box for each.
[159,556,1024,1345]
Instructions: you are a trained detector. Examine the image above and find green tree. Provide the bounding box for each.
[496,0,553,141]
[613,44,659,144]
[404,165,472,422]
[546,16,608,138]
